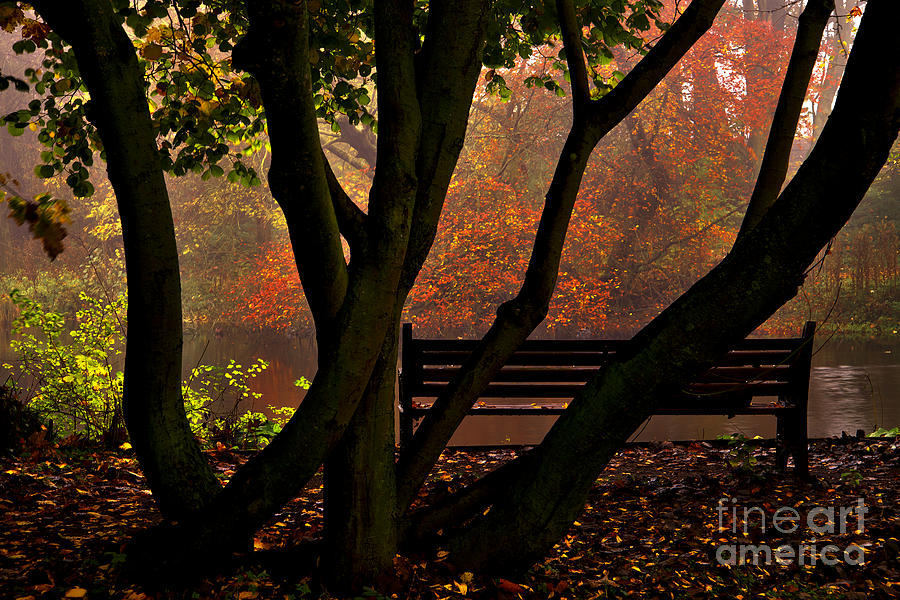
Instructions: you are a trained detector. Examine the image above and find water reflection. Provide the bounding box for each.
[449,356,899,445]
[182,333,317,414]
[2,325,897,444]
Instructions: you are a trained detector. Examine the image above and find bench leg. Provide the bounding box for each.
[778,409,809,477]
[775,415,788,471]
[792,438,809,477]
[788,408,809,478]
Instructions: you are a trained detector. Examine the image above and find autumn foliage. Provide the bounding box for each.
[225,6,820,339]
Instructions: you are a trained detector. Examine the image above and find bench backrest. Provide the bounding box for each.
[400,321,816,402]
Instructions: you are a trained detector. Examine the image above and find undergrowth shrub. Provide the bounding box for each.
[3,291,303,449]
[3,290,126,446]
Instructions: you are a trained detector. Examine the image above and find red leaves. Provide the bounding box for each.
[494,578,525,594]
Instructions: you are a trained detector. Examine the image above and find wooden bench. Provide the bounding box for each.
[399,321,815,474]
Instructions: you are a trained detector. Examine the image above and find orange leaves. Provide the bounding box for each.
[405,176,541,335]
[223,244,311,334]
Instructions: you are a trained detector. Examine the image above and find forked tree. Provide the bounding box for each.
[2,0,897,590]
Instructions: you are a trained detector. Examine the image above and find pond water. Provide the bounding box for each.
[181,331,899,445]
[3,324,897,445]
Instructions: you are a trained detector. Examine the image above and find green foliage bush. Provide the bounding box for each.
[716,432,763,472]
[3,291,302,449]
[866,426,900,438]
[183,358,273,449]
[3,290,126,445]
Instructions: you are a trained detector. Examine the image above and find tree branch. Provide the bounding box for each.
[395,0,492,294]
[334,114,378,167]
[556,0,590,112]
[737,0,834,239]
[587,0,726,131]
[322,152,368,250]
[366,0,421,242]
[233,0,348,332]
[395,0,727,513]
[323,141,370,171]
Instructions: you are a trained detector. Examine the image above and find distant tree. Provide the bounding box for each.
[0,0,896,591]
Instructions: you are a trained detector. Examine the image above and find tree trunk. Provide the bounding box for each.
[31,0,221,519]
[322,317,399,591]
[442,1,899,572]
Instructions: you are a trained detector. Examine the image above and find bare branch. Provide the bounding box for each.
[737,0,834,239]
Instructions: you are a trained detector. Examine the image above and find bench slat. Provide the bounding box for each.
[416,348,799,367]
[413,380,791,399]
[412,337,805,352]
[418,365,795,383]
[405,404,794,416]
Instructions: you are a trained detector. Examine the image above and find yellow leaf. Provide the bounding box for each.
[119,441,132,450]
[436,550,449,559]
[454,581,468,595]
[64,588,88,599]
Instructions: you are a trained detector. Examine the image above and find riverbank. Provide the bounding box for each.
[2,437,899,599]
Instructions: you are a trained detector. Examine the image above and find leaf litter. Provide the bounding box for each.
[1,437,899,599]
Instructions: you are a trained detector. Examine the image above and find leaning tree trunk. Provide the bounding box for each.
[30,0,221,519]
[442,1,899,572]
[394,0,728,513]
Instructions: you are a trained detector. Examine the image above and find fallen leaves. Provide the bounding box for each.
[1,439,899,599]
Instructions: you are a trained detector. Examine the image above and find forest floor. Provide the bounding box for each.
[1,437,899,600]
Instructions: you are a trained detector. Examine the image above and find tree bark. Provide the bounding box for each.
[443,1,899,572]
[322,315,399,592]
[321,0,492,587]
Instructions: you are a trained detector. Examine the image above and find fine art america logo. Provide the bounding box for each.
[715,497,868,566]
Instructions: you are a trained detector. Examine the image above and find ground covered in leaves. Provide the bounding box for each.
[2,437,899,600]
